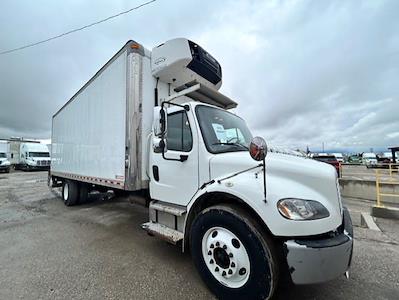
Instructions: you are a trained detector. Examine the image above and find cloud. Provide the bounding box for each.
[0,0,398,151]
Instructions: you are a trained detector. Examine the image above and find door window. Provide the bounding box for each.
[167,111,193,152]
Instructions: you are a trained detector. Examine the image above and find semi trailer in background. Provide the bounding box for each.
[49,38,353,299]
[0,141,11,173]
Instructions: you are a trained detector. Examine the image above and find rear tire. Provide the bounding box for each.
[79,183,89,204]
[190,205,278,300]
[62,180,79,206]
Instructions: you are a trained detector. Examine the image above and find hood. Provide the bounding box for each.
[209,151,257,179]
[0,158,10,165]
[209,151,337,181]
[209,151,342,219]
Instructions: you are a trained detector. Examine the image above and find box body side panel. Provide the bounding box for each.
[52,51,127,183]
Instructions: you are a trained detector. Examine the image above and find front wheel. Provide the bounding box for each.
[190,205,278,300]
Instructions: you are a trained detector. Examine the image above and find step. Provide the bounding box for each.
[149,201,186,216]
[141,222,184,244]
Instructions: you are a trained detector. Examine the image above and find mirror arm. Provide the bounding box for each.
[263,157,267,202]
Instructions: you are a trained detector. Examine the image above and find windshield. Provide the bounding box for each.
[0,153,6,158]
[195,105,252,154]
[29,152,49,158]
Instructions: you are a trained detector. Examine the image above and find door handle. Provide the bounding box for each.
[180,155,188,162]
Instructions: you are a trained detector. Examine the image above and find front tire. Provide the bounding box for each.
[190,205,278,300]
[62,180,79,206]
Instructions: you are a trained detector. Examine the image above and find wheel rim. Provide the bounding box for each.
[63,183,69,201]
[202,227,250,288]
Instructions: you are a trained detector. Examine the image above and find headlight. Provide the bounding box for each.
[277,198,330,220]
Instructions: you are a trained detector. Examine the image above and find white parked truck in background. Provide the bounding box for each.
[0,141,11,173]
[362,152,378,167]
[18,142,51,171]
[332,152,344,163]
[49,38,353,299]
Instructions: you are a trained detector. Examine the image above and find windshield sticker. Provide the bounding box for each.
[212,123,227,142]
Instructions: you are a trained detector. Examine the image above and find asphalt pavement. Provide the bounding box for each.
[0,171,398,299]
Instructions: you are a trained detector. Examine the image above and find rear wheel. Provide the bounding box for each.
[190,205,278,300]
[62,180,79,206]
[79,183,89,204]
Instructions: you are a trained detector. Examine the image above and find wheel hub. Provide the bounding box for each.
[213,247,230,269]
[202,227,250,288]
[63,183,69,201]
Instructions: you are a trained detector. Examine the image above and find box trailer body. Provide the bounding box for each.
[50,38,353,300]
[51,42,153,190]
[0,141,11,172]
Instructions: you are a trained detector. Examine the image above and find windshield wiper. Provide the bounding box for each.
[212,142,249,150]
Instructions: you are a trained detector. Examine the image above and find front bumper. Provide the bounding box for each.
[0,164,10,170]
[28,165,50,170]
[284,207,353,285]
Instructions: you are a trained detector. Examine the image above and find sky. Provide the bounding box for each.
[0,0,398,152]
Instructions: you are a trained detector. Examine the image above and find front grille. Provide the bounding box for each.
[38,160,50,166]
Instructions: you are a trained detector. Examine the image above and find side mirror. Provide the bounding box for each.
[153,107,167,137]
[249,136,268,161]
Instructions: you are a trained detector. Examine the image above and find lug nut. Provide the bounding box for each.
[210,244,214,248]
[216,242,220,247]
[228,269,233,275]
[222,271,226,276]
[215,267,219,272]
[210,259,214,264]
[231,262,235,267]
[223,245,227,250]
[208,250,212,255]
[229,253,233,258]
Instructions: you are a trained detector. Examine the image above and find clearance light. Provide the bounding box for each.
[131,43,140,49]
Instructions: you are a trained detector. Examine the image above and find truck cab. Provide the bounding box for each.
[0,141,11,173]
[144,39,353,299]
[19,142,51,171]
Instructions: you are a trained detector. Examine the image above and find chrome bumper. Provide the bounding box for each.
[284,208,353,285]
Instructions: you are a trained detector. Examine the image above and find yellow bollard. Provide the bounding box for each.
[375,169,382,207]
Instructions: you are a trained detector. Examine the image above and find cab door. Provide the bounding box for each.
[150,107,199,206]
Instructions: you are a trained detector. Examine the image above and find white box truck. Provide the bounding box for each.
[0,141,11,173]
[50,38,353,299]
[18,142,51,171]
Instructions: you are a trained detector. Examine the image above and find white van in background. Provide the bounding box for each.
[332,153,344,163]
[0,141,11,173]
[17,142,51,171]
[362,152,377,167]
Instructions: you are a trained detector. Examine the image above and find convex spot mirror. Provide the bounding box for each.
[249,136,268,161]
